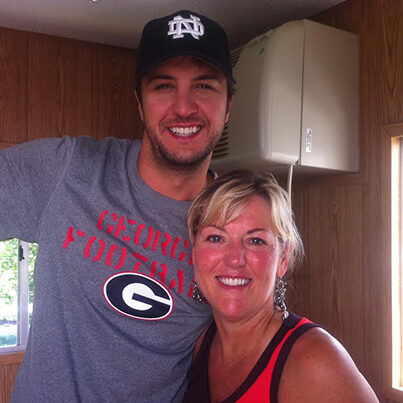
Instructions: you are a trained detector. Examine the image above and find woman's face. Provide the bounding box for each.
[193,195,289,323]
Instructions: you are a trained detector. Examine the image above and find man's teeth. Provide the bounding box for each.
[169,126,200,137]
[217,277,250,287]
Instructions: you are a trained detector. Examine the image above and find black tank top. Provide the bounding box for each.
[183,312,319,403]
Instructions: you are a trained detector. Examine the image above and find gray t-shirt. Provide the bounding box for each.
[0,136,211,402]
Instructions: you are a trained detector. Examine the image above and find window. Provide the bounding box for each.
[391,136,403,391]
[0,239,37,352]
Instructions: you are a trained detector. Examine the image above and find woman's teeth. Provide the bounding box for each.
[217,277,250,287]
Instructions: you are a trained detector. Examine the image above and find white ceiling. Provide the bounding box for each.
[0,0,345,50]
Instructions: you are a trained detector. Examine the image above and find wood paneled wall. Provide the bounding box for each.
[1,1,403,401]
[0,28,141,402]
[289,1,403,402]
[0,28,142,146]
[0,353,23,403]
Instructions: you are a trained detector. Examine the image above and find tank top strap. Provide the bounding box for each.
[269,314,320,402]
[183,322,217,403]
[232,313,320,403]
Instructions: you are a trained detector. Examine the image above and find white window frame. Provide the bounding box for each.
[0,240,31,353]
[382,124,403,402]
[391,136,403,391]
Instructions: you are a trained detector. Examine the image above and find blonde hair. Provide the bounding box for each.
[188,170,304,271]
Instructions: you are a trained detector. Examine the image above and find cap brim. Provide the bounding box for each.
[136,51,235,84]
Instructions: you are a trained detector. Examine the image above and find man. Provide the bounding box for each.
[2,10,234,402]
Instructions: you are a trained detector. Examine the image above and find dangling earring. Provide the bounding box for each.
[192,282,207,303]
[274,278,289,320]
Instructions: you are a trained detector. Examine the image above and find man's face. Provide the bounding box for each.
[138,57,232,168]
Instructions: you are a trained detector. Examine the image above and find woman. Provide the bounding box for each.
[184,170,378,403]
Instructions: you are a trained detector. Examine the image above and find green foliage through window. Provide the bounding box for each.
[0,239,37,348]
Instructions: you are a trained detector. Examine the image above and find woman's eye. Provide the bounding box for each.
[206,235,222,243]
[250,237,266,246]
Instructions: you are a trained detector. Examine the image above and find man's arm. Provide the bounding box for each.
[0,136,75,242]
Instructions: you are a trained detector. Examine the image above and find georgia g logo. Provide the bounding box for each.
[103,272,174,320]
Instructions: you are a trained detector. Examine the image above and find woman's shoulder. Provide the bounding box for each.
[279,325,379,402]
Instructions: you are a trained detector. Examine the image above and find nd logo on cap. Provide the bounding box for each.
[103,272,174,320]
[167,14,205,40]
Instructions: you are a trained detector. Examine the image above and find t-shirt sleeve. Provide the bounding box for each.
[0,136,76,242]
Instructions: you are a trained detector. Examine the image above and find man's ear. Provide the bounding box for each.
[225,95,233,124]
[135,91,144,121]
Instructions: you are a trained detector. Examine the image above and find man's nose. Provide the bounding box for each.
[172,90,198,118]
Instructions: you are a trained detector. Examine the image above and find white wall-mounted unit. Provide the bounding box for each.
[211,19,359,174]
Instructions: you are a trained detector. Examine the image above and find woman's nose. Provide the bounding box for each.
[224,244,246,268]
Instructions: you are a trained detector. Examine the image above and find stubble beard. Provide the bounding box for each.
[143,122,225,170]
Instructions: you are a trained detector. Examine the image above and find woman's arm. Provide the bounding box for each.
[279,327,379,402]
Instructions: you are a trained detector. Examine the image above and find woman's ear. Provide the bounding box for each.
[191,249,195,266]
[277,243,291,278]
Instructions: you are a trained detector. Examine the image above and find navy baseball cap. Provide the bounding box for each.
[136,10,234,83]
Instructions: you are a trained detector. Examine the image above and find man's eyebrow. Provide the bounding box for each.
[145,74,175,83]
[194,74,222,81]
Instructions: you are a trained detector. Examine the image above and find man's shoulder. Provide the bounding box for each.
[73,136,140,159]
[75,136,140,150]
